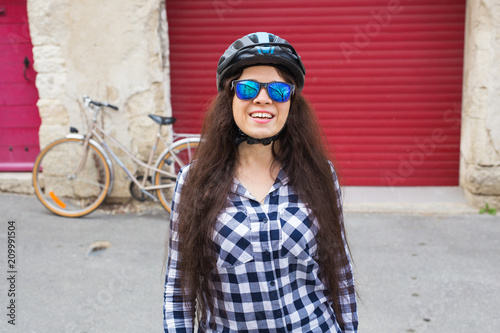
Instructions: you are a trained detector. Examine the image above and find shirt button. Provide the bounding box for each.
[263,250,270,257]
[261,217,268,223]
[275,310,282,317]
[270,281,275,287]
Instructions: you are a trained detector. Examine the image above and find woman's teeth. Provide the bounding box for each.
[251,113,273,119]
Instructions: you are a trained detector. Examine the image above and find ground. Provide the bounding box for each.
[0,193,498,332]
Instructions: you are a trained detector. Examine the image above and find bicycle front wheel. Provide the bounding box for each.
[32,137,111,217]
[155,139,199,213]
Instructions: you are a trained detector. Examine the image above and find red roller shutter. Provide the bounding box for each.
[0,0,41,171]
[166,0,465,186]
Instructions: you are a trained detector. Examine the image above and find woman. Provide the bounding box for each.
[163,32,358,332]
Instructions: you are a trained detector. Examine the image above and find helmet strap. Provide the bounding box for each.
[235,128,283,146]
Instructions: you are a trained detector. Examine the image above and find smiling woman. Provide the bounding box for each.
[163,32,358,333]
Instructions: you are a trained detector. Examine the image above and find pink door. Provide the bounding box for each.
[0,0,41,171]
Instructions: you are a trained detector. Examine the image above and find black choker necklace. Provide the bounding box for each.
[235,129,281,146]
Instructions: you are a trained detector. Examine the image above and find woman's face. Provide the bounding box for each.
[232,66,291,140]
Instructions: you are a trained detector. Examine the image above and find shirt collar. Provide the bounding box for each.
[274,167,289,187]
[231,178,251,198]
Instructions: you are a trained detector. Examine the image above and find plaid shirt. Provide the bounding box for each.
[164,163,358,332]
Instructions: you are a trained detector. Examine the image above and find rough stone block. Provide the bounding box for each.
[0,173,35,195]
[35,73,67,99]
[463,187,500,210]
[32,45,66,73]
[463,165,500,195]
[37,99,69,125]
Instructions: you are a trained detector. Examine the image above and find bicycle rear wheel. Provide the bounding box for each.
[32,137,111,217]
[155,139,199,213]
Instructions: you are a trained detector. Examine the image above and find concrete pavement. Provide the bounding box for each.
[347,211,500,332]
[0,192,499,332]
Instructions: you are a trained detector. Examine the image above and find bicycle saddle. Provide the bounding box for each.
[148,114,176,125]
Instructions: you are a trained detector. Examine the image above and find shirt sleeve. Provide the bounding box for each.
[163,166,194,333]
[329,161,359,333]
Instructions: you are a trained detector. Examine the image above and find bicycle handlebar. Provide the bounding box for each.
[83,95,119,110]
[91,100,119,110]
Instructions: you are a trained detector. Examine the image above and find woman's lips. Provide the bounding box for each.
[249,111,274,124]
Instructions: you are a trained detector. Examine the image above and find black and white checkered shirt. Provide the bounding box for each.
[164,163,358,332]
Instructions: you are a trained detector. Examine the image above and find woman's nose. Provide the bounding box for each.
[253,86,272,104]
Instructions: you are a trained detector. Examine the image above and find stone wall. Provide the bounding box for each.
[460,0,500,208]
[27,0,171,201]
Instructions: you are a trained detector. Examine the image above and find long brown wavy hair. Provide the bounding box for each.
[172,66,352,328]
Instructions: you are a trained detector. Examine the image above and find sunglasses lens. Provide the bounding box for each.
[268,82,292,102]
[235,81,260,100]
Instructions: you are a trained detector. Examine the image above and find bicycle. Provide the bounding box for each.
[32,95,200,217]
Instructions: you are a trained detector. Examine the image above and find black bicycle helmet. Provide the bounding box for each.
[216,32,306,92]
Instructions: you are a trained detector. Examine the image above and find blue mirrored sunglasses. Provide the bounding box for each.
[231,80,295,103]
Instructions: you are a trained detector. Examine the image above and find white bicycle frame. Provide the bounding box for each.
[74,99,199,201]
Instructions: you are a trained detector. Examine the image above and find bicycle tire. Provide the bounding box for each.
[154,139,199,213]
[32,137,111,217]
